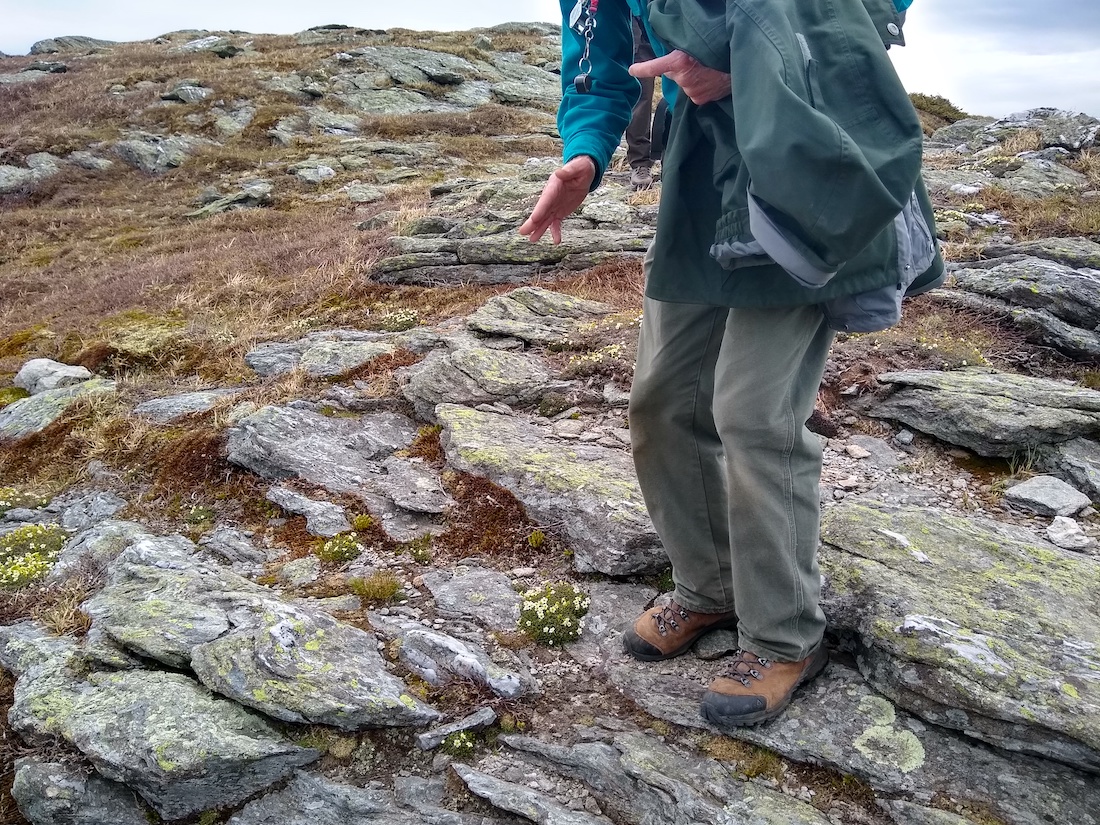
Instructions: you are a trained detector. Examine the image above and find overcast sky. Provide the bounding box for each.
[1,0,1096,118]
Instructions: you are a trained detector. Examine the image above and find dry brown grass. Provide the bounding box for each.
[1000,129,1044,155]
[940,188,1100,240]
[363,104,551,141]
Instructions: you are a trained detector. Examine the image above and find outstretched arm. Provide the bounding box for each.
[518,156,598,244]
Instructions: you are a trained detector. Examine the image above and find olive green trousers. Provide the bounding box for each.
[629,295,834,662]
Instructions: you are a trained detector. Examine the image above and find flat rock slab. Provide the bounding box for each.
[7,644,317,820]
[983,236,1100,270]
[84,537,439,730]
[465,287,614,344]
[244,328,436,377]
[0,379,116,440]
[266,484,351,537]
[133,388,245,423]
[227,405,437,540]
[403,346,554,421]
[1038,437,1100,500]
[493,731,833,825]
[820,499,1100,772]
[371,611,537,699]
[947,257,1100,359]
[863,369,1100,457]
[421,564,522,630]
[1003,474,1092,515]
[12,759,149,825]
[600,654,1099,825]
[438,405,666,575]
[227,770,505,825]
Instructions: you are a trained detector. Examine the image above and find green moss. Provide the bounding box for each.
[0,387,31,409]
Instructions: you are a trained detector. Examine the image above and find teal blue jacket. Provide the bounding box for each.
[557,0,915,185]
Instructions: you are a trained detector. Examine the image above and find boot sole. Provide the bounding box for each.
[700,647,829,728]
[623,617,739,662]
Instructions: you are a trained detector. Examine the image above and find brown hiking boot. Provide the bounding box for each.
[622,601,738,661]
[701,645,829,727]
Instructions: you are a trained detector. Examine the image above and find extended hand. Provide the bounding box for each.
[518,155,597,244]
[630,50,731,106]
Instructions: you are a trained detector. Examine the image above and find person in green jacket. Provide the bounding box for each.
[521,0,941,728]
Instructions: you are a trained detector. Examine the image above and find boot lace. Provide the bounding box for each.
[652,603,692,636]
[723,649,772,687]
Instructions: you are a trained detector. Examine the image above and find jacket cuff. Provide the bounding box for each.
[563,133,614,191]
[747,193,838,288]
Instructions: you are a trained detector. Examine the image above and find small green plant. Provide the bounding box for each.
[518,581,590,646]
[349,571,403,603]
[377,308,419,332]
[537,392,573,418]
[0,487,48,517]
[186,505,215,525]
[527,529,545,549]
[402,534,434,564]
[315,532,364,563]
[352,514,375,531]
[0,523,68,588]
[441,730,476,757]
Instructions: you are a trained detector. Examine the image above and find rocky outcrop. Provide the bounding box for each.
[226,405,448,540]
[820,500,1100,773]
[30,36,116,54]
[861,369,1100,457]
[0,378,116,440]
[438,404,664,574]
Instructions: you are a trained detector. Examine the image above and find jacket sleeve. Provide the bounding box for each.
[557,0,640,189]
[727,0,924,287]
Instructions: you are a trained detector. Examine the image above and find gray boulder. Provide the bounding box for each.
[265,484,351,537]
[30,36,115,54]
[981,108,1100,151]
[12,759,148,825]
[983,237,1100,270]
[491,731,832,825]
[226,405,437,540]
[2,627,317,820]
[84,537,439,729]
[420,564,523,630]
[371,612,536,699]
[863,369,1100,457]
[112,132,214,173]
[1003,475,1092,516]
[0,379,117,440]
[820,499,1100,772]
[133,388,246,423]
[227,770,500,825]
[438,405,665,575]
[943,256,1100,359]
[14,358,92,394]
[465,287,614,344]
[1038,437,1100,500]
[403,347,554,420]
[185,181,272,218]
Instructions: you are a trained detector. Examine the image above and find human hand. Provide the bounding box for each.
[518,155,597,244]
[630,50,731,105]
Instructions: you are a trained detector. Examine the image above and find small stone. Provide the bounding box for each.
[845,444,872,459]
[1046,516,1096,551]
[1004,475,1092,517]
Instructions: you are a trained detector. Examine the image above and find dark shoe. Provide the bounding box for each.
[701,645,829,727]
[623,601,738,661]
[630,166,653,189]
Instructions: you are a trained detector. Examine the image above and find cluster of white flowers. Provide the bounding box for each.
[317,531,365,563]
[0,487,47,516]
[0,523,67,588]
[518,582,591,646]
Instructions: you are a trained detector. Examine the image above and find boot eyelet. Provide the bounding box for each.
[750,669,761,679]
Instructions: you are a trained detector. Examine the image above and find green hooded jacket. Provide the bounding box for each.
[558,0,945,320]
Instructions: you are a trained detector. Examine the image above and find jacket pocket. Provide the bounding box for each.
[895,189,937,291]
